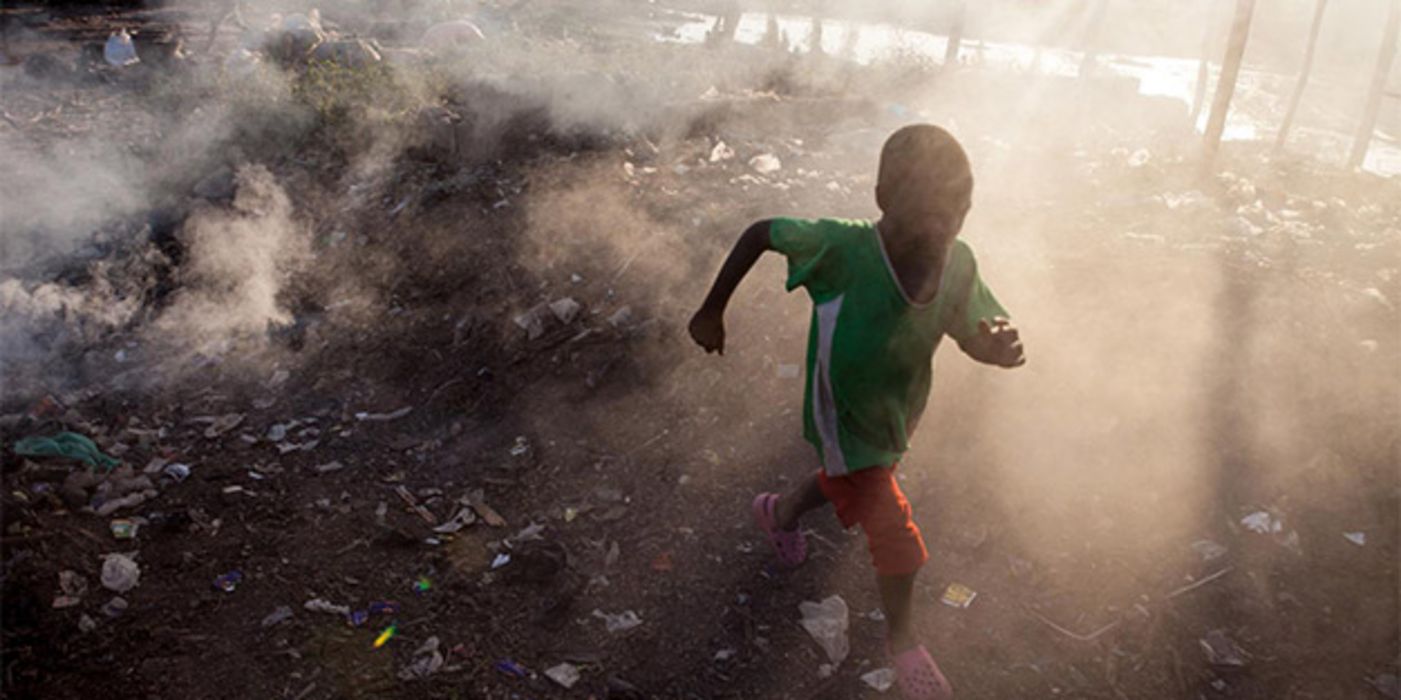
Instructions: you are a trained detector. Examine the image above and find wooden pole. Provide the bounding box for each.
[1078,0,1110,79]
[1348,0,1401,169]
[944,0,966,68]
[1190,6,1217,125]
[1202,0,1258,169]
[1275,0,1330,151]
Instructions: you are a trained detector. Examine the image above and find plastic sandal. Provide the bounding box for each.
[751,492,807,567]
[892,644,953,700]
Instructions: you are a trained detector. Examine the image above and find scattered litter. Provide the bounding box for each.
[104,29,140,67]
[548,298,582,324]
[12,432,120,470]
[495,659,529,678]
[315,461,346,474]
[798,595,850,665]
[350,610,370,627]
[395,486,438,524]
[369,601,401,616]
[939,583,978,609]
[1191,539,1228,562]
[304,598,351,616]
[432,508,477,533]
[1368,673,1399,700]
[512,522,546,543]
[714,648,738,662]
[607,306,633,328]
[110,519,139,539]
[355,407,412,422]
[261,606,294,627]
[1241,511,1282,535]
[398,636,444,679]
[491,553,512,570]
[413,577,432,594]
[100,553,140,593]
[509,436,530,458]
[593,608,643,632]
[422,19,486,50]
[1165,566,1234,600]
[1344,531,1367,547]
[749,153,782,175]
[101,596,128,618]
[545,662,581,688]
[163,463,192,482]
[514,304,551,339]
[1030,609,1121,641]
[203,413,245,439]
[373,624,397,648]
[96,491,155,516]
[776,364,801,379]
[1200,629,1247,667]
[465,490,507,527]
[861,668,897,692]
[59,570,88,600]
[213,570,243,593]
[651,551,674,572]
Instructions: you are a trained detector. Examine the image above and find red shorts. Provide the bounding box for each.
[817,465,928,577]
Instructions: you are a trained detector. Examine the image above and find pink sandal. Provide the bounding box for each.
[892,645,953,700]
[751,493,807,567]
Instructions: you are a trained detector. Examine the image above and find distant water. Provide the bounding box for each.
[658,11,1399,177]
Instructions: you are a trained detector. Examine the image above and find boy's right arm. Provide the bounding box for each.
[689,219,773,355]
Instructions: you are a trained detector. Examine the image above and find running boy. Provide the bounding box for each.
[688,125,1024,700]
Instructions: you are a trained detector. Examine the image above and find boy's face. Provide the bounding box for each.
[877,175,972,241]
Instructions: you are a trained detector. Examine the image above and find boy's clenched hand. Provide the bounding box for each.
[689,307,726,355]
[972,317,1025,368]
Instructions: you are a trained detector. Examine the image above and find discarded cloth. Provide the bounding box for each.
[13,432,120,470]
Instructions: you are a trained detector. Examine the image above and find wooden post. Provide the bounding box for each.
[1275,0,1330,150]
[1191,4,1220,124]
[1202,0,1257,169]
[944,0,966,68]
[1078,0,1110,78]
[1348,0,1401,169]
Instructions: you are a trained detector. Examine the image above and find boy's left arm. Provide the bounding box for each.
[948,252,1025,368]
[957,317,1025,368]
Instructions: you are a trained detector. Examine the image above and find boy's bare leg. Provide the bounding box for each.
[775,472,827,531]
[879,572,918,651]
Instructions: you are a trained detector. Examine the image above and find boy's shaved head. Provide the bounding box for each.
[876,124,974,238]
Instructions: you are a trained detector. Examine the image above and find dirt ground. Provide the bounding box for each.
[1,3,1398,700]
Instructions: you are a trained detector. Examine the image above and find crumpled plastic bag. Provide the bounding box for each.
[105,29,140,67]
[798,595,849,665]
[101,553,140,593]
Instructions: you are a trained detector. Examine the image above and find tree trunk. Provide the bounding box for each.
[944,0,965,68]
[1348,0,1401,169]
[1191,2,1227,125]
[1078,0,1110,79]
[1202,0,1257,169]
[1275,0,1330,151]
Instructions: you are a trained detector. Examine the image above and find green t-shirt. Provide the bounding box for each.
[770,217,1008,476]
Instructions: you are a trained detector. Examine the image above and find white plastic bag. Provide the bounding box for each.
[798,595,850,665]
[104,29,140,67]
